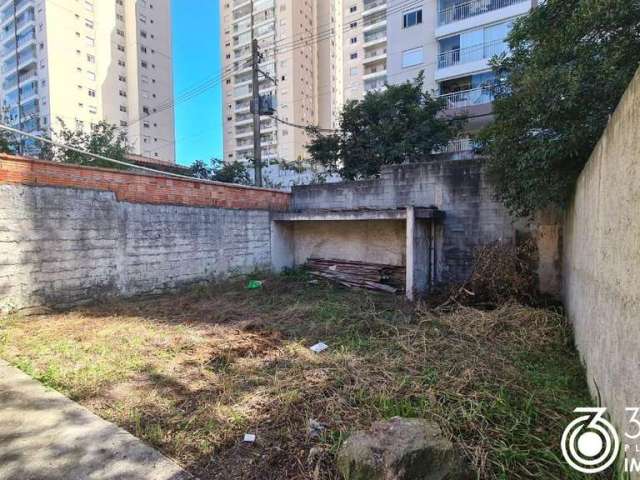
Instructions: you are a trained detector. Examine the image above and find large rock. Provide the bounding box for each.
[337,417,469,480]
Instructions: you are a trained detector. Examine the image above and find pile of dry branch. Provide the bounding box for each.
[436,239,539,308]
[306,258,405,293]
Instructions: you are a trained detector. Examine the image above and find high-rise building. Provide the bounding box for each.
[0,0,175,162]
[342,0,388,99]
[222,0,306,167]
[221,0,347,184]
[221,0,536,178]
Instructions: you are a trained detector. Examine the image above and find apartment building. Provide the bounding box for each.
[342,0,388,99]
[385,0,534,149]
[0,0,175,161]
[221,0,323,172]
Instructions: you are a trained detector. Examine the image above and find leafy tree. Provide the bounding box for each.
[478,0,640,216]
[53,119,129,169]
[189,158,251,185]
[307,72,461,180]
[189,159,212,179]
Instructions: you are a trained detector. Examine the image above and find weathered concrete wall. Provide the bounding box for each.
[0,156,290,311]
[291,159,518,284]
[0,185,274,312]
[292,220,406,266]
[563,68,640,454]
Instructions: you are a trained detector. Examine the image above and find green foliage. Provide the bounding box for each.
[189,157,251,185]
[307,72,461,180]
[52,120,129,169]
[478,0,640,216]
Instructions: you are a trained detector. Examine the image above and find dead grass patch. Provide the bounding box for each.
[0,274,604,479]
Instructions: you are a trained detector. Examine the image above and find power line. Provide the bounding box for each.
[120,0,425,135]
[273,115,339,133]
[0,124,201,180]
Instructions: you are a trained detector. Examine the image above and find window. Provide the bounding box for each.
[349,5,357,13]
[402,47,423,68]
[120,105,127,112]
[350,52,358,59]
[88,89,96,97]
[350,37,357,44]
[87,54,95,63]
[403,9,422,28]
[350,21,357,28]
[86,36,95,47]
[87,71,95,81]
[350,67,358,77]
[85,19,94,29]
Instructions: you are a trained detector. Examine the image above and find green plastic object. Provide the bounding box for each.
[246,280,263,289]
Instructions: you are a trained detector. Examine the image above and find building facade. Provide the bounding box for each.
[221,0,536,179]
[385,0,534,148]
[0,0,175,162]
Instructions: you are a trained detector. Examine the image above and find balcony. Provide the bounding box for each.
[364,77,386,93]
[439,86,493,109]
[363,0,386,14]
[363,28,386,47]
[438,0,528,26]
[438,39,508,69]
[363,64,386,80]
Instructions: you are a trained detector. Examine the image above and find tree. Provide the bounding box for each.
[53,119,129,169]
[478,0,640,217]
[307,72,461,180]
[189,158,251,185]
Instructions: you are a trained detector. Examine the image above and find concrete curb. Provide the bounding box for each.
[0,359,195,480]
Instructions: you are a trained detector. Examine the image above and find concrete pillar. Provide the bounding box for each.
[271,220,295,272]
[405,207,431,301]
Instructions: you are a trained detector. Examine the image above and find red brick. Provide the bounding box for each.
[0,155,290,211]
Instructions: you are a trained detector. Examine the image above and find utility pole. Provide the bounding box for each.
[250,1,263,187]
[251,38,263,187]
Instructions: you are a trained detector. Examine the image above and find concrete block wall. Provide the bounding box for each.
[563,67,640,463]
[0,157,288,310]
[291,159,517,284]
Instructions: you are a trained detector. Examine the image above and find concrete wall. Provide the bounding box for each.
[291,158,517,284]
[292,220,406,266]
[0,156,290,312]
[0,184,272,311]
[563,68,640,454]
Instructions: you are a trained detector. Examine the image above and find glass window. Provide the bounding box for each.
[403,9,422,28]
[402,47,423,68]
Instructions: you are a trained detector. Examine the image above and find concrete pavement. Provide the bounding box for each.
[0,359,194,480]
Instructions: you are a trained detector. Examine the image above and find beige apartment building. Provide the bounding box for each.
[221,0,347,183]
[0,0,175,162]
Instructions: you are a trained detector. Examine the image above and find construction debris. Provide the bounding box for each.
[310,342,329,353]
[306,258,405,294]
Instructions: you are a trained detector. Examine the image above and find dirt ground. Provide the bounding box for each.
[0,273,604,479]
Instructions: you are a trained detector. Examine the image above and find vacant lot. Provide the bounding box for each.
[0,274,601,479]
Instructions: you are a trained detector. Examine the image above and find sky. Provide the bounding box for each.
[171,1,222,167]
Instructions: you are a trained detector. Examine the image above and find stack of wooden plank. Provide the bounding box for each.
[306,258,405,294]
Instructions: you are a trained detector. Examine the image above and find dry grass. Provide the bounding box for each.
[0,273,605,479]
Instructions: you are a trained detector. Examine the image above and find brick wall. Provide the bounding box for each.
[0,155,290,211]
[0,156,287,311]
